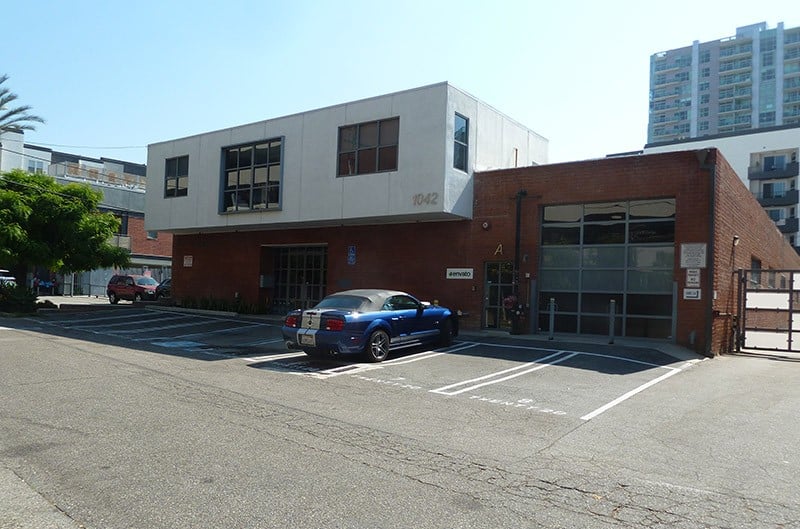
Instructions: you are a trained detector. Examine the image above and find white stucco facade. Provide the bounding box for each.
[145,82,548,234]
[0,131,52,173]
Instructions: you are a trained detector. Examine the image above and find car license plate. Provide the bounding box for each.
[299,332,316,346]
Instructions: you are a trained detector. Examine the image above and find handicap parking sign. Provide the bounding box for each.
[347,245,356,265]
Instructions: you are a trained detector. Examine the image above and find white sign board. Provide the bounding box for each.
[680,243,707,269]
[686,268,701,287]
[683,288,702,300]
[183,255,193,268]
[446,268,474,280]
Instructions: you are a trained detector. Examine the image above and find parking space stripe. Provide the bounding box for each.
[69,314,187,329]
[580,367,682,421]
[114,319,218,334]
[54,312,151,324]
[242,338,285,347]
[135,321,266,342]
[243,352,307,362]
[430,350,572,396]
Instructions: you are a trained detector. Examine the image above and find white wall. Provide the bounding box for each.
[644,128,800,185]
[146,83,548,233]
[0,131,53,173]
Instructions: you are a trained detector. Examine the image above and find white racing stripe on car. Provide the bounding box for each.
[299,308,338,330]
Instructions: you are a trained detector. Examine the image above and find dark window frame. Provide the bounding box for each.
[164,155,189,198]
[337,117,399,177]
[221,138,283,213]
[454,113,469,172]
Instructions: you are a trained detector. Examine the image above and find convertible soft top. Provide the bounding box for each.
[320,289,408,312]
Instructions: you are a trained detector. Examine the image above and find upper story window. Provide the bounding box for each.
[165,155,189,198]
[116,213,129,236]
[223,139,282,212]
[764,155,786,172]
[337,118,398,176]
[454,113,468,172]
[27,159,44,173]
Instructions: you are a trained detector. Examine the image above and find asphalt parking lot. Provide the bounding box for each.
[23,302,703,424]
[6,301,800,529]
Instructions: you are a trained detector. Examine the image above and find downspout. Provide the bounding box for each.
[703,149,716,357]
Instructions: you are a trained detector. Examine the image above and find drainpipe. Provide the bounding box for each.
[701,149,716,357]
[511,189,528,334]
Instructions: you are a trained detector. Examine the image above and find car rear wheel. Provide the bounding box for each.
[439,319,453,347]
[108,292,118,304]
[364,329,390,362]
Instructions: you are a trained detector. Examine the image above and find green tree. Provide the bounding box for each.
[0,169,131,272]
[0,74,45,132]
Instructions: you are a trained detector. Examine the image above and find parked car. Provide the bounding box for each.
[0,270,16,288]
[282,289,456,362]
[156,278,172,299]
[106,274,159,304]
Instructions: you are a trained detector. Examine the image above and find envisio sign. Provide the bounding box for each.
[446,268,474,279]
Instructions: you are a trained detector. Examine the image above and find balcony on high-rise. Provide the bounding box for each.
[756,188,800,207]
[748,161,800,180]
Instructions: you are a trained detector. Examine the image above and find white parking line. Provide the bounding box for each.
[70,314,187,330]
[431,351,576,396]
[115,319,219,334]
[135,321,266,342]
[242,338,286,346]
[579,360,704,420]
[243,352,307,362]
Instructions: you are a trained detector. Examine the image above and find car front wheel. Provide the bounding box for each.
[108,292,119,304]
[364,329,390,363]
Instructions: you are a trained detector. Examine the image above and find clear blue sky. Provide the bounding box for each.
[4,0,797,165]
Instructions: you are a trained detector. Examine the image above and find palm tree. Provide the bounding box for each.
[0,74,45,133]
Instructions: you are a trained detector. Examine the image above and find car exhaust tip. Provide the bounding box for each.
[285,340,296,350]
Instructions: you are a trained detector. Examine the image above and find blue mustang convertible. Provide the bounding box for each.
[282,289,457,362]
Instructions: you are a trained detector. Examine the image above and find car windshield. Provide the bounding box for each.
[136,277,159,286]
[314,295,368,311]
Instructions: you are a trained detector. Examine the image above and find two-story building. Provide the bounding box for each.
[146,82,548,314]
[147,83,800,356]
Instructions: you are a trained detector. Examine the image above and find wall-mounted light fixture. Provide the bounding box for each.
[733,235,740,246]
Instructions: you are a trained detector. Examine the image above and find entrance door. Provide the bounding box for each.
[483,261,514,330]
[271,246,327,314]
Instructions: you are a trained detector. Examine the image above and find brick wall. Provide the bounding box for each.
[127,216,172,257]
[167,149,800,355]
[708,150,800,354]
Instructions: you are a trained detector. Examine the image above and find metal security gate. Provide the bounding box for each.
[737,269,800,352]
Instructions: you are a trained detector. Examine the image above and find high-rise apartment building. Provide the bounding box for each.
[648,22,800,144]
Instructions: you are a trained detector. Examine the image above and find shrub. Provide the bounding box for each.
[0,285,38,314]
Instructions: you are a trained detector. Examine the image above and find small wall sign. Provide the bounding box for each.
[683,288,701,300]
[446,268,474,280]
[686,268,701,287]
[183,255,193,267]
[680,243,707,269]
[347,245,356,265]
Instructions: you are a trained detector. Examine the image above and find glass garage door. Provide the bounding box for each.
[537,199,676,339]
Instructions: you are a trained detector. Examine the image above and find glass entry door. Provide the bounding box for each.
[484,261,514,330]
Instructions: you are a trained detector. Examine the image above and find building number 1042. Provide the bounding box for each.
[412,192,439,206]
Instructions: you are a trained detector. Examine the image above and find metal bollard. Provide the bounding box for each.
[608,299,616,344]
[548,297,556,340]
